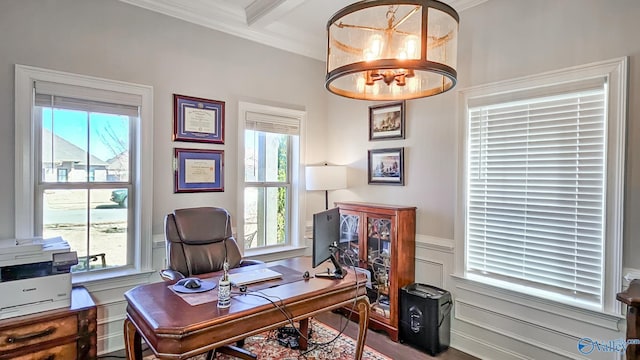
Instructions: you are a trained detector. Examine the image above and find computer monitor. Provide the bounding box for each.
[312,207,346,279]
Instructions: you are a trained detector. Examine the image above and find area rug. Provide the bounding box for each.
[144,320,390,360]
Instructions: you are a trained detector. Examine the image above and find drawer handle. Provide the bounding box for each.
[6,327,56,344]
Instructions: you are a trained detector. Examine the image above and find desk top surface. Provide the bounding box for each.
[124,257,366,334]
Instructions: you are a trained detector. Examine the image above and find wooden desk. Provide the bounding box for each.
[124,257,370,360]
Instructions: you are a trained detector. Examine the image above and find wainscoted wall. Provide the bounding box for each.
[81,236,164,354]
[89,235,633,358]
[414,236,629,360]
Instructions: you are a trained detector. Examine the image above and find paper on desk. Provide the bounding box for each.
[169,279,220,306]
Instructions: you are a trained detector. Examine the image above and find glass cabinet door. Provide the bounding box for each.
[338,213,360,267]
[367,216,392,319]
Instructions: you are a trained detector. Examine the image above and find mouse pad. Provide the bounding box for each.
[172,280,217,294]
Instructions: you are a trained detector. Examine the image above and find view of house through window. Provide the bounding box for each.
[36,97,134,272]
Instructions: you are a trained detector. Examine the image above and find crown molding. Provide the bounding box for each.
[119,0,488,61]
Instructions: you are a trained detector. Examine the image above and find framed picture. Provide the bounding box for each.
[368,148,404,185]
[174,148,224,192]
[173,94,225,143]
[369,101,405,141]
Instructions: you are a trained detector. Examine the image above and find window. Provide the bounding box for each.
[459,58,627,312]
[57,168,68,182]
[238,102,304,251]
[15,65,154,279]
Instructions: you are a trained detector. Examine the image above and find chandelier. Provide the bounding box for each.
[325,0,459,101]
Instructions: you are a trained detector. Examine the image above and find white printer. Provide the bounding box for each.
[0,237,78,319]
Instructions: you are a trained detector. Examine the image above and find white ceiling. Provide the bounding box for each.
[119,0,487,61]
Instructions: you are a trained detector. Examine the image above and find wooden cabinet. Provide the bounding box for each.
[0,286,96,360]
[335,202,416,341]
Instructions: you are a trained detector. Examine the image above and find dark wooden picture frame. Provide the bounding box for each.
[173,94,225,144]
[369,101,405,141]
[368,147,404,185]
[174,148,224,193]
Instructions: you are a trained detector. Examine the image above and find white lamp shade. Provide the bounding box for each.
[305,165,347,191]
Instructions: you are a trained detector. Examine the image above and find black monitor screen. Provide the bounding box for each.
[312,207,340,269]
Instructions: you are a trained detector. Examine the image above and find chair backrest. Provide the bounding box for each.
[164,207,243,277]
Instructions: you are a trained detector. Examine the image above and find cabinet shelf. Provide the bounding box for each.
[335,202,416,342]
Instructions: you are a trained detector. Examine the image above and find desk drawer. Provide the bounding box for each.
[11,342,76,360]
[0,314,77,352]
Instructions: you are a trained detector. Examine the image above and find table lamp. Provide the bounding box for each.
[305,164,347,209]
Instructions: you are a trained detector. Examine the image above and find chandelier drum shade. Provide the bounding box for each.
[325,0,459,101]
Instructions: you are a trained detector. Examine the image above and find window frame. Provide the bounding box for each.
[455,57,628,313]
[15,64,154,280]
[237,101,306,256]
[244,131,292,247]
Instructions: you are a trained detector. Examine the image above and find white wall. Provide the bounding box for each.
[0,0,328,237]
[3,0,640,358]
[326,1,640,359]
[0,0,327,354]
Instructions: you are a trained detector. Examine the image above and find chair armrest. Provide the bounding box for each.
[160,269,185,282]
[238,259,264,267]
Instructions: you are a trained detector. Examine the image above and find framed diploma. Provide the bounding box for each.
[174,148,224,192]
[173,94,225,143]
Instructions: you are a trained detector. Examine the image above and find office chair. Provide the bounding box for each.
[161,206,261,360]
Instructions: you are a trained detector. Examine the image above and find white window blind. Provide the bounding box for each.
[35,80,140,117]
[245,111,300,135]
[466,86,606,304]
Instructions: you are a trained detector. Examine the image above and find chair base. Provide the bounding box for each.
[206,343,257,360]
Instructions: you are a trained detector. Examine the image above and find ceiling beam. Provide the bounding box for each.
[245,0,306,28]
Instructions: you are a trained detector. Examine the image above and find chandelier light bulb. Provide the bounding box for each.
[357,76,366,93]
[369,34,384,59]
[404,35,419,58]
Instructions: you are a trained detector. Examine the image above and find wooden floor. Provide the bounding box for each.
[103,311,479,360]
[315,311,478,360]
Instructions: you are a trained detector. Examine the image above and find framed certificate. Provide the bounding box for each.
[174,148,224,192]
[173,94,225,143]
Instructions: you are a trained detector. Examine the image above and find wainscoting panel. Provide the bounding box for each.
[415,234,454,290]
[97,300,128,354]
[414,234,628,360]
[450,327,530,360]
[78,244,165,355]
[415,258,444,288]
[455,297,584,359]
[88,234,632,358]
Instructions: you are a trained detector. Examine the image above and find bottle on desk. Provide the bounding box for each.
[218,261,231,308]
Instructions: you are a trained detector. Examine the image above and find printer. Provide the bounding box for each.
[0,237,78,319]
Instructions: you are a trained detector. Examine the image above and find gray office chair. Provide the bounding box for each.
[161,207,261,360]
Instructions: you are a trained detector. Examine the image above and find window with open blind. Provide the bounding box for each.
[34,80,137,272]
[15,65,154,280]
[241,103,303,250]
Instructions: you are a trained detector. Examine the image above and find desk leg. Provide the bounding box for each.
[628,306,639,360]
[299,318,309,350]
[124,318,142,360]
[354,297,370,360]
